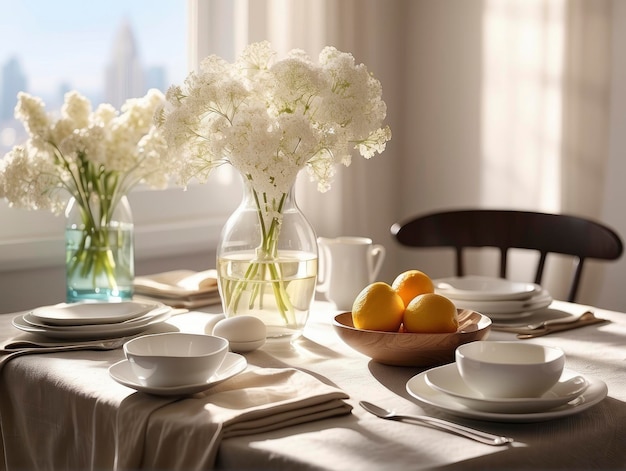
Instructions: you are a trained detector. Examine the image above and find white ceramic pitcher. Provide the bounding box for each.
[316,236,386,311]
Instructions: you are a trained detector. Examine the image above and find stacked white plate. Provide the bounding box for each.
[406,363,607,422]
[434,275,553,320]
[12,301,172,340]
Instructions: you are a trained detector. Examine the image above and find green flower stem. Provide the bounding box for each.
[67,200,120,293]
[223,182,297,325]
[63,149,127,294]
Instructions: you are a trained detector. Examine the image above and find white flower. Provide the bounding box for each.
[0,89,176,215]
[158,41,391,197]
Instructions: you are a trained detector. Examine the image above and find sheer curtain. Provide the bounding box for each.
[560,0,612,302]
[479,0,612,301]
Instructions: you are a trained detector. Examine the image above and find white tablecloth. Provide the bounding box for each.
[1,300,626,470]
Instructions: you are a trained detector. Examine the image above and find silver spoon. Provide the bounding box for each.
[359,401,514,446]
[0,337,127,372]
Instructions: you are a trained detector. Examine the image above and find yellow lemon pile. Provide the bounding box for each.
[351,270,459,333]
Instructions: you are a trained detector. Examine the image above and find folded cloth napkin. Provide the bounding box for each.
[133,269,221,308]
[136,367,352,470]
[133,293,221,309]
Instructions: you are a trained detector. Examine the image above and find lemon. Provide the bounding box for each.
[403,293,458,333]
[352,282,405,332]
[391,269,435,307]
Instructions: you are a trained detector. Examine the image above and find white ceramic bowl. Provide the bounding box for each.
[455,341,565,398]
[124,333,228,388]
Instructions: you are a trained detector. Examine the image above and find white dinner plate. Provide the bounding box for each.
[434,276,541,301]
[425,364,589,414]
[29,301,160,326]
[406,368,607,423]
[108,352,247,396]
[12,307,172,340]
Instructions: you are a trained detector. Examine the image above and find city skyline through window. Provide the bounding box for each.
[0,0,187,155]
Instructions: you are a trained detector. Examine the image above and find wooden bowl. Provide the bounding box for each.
[332,309,491,367]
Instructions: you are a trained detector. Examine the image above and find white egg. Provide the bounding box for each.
[211,315,267,353]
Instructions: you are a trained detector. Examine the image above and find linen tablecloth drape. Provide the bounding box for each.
[0,311,351,470]
[2,302,626,470]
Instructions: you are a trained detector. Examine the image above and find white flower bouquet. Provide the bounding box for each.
[158,41,391,324]
[0,89,174,298]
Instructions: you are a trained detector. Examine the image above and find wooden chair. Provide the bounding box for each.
[390,209,623,302]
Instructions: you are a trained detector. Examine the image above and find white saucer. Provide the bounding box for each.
[108,352,247,396]
[13,306,172,340]
[29,301,160,326]
[425,364,589,413]
[434,276,541,301]
[407,368,607,422]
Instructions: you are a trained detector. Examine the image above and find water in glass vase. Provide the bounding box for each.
[65,224,134,302]
[217,250,318,339]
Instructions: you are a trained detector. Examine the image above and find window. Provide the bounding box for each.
[0,0,241,271]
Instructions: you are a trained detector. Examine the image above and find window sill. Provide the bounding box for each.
[0,170,242,273]
[0,216,226,273]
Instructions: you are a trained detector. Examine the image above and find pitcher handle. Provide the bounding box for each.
[369,244,386,282]
[316,240,331,293]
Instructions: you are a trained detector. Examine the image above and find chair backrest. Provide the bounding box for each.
[390,209,624,302]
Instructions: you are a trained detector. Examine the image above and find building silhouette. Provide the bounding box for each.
[145,65,166,93]
[1,56,27,121]
[104,19,145,109]
[1,19,168,156]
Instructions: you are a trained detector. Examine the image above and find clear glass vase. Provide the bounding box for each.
[65,195,134,302]
[216,176,318,340]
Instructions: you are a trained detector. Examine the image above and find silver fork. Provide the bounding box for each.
[360,401,514,446]
[0,337,127,372]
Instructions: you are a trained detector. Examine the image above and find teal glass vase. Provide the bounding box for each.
[65,195,135,302]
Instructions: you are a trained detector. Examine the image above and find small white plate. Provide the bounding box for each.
[13,307,172,340]
[425,364,589,413]
[435,276,541,301]
[29,301,159,326]
[108,352,247,396]
[407,368,607,423]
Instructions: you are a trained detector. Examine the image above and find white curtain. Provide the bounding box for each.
[479,0,612,301]
[189,0,614,305]
[560,0,612,302]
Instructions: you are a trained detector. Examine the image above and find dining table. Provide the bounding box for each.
[1,297,625,470]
